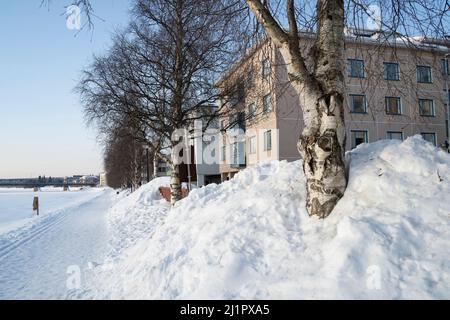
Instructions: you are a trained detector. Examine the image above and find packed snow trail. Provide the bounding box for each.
[0,189,114,299]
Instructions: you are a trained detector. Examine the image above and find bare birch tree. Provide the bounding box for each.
[77,0,246,205]
[243,0,448,218]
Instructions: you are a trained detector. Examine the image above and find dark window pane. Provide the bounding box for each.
[351,131,367,148]
[419,99,435,116]
[348,59,365,78]
[417,66,432,83]
[421,133,436,146]
[350,95,366,113]
[384,63,399,80]
[263,94,271,113]
[386,97,401,115]
[387,131,403,140]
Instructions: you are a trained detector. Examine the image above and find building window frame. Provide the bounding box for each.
[421,132,437,146]
[262,94,271,113]
[384,62,400,81]
[263,130,272,151]
[385,96,402,115]
[349,94,368,114]
[262,58,271,79]
[248,103,256,119]
[387,131,404,141]
[351,130,368,149]
[419,99,436,117]
[347,59,365,78]
[417,65,433,84]
[441,58,450,75]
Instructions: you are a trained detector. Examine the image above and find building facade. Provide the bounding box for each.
[218,31,450,181]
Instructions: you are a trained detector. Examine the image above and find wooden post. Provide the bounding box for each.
[33,196,39,216]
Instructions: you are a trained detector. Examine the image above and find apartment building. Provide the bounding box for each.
[217,30,450,181]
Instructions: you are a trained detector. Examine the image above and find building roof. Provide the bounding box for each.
[217,29,450,86]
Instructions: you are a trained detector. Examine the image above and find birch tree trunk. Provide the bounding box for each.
[170,162,182,206]
[153,154,158,179]
[246,0,347,218]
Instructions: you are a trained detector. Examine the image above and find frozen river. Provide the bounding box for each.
[0,187,114,299]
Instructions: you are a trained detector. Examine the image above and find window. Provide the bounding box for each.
[419,99,435,117]
[385,97,402,115]
[384,62,400,81]
[264,130,272,151]
[441,58,449,75]
[387,131,403,140]
[249,136,257,154]
[262,58,271,78]
[221,145,226,162]
[349,94,367,113]
[351,130,368,149]
[232,143,238,165]
[263,94,271,113]
[220,120,225,130]
[347,59,365,78]
[231,142,245,167]
[417,66,432,83]
[229,112,245,131]
[421,133,436,146]
[248,103,256,118]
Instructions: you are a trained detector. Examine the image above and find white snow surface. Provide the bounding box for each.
[89,136,450,299]
[0,188,115,299]
[107,177,170,258]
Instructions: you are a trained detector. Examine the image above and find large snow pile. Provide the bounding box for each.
[89,136,450,299]
[106,177,170,257]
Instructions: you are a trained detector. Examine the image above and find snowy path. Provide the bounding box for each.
[0,189,113,299]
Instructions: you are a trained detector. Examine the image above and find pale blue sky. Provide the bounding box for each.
[0,1,131,178]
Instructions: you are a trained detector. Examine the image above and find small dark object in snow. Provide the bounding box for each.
[33,196,39,216]
[437,171,443,182]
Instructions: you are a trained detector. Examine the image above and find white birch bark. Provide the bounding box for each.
[170,162,182,206]
[246,0,347,218]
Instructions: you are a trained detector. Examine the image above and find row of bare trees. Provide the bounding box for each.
[76,0,249,204]
[71,0,448,216]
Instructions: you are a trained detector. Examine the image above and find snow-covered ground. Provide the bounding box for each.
[85,136,450,299]
[1,136,449,300]
[0,187,100,235]
[0,188,117,299]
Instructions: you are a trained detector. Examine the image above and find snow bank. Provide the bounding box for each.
[91,136,450,299]
[106,177,170,257]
